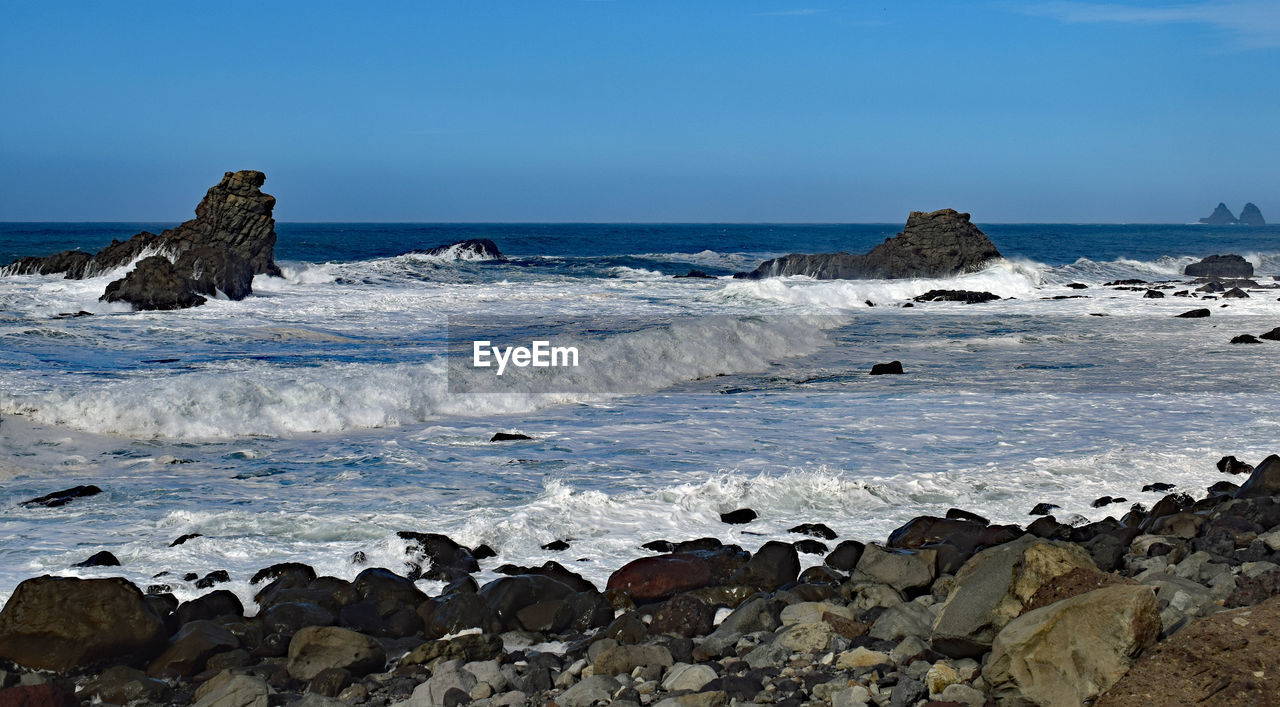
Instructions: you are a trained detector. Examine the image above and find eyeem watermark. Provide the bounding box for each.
[472,340,579,376]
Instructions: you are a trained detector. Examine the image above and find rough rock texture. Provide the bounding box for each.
[0,576,167,672]
[931,536,1097,658]
[1238,202,1266,226]
[5,170,278,310]
[1098,595,1280,706]
[749,209,1001,280]
[1198,203,1239,225]
[607,553,713,602]
[286,626,386,680]
[983,585,1161,707]
[1234,455,1280,499]
[1185,254,1254,278]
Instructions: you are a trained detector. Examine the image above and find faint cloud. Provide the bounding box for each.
[753,8,827,17]
[1020,0,1280,48]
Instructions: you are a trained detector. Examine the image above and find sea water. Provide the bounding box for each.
[1,222,1279,609]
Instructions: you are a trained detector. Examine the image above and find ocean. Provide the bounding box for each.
[1,222,1279,609]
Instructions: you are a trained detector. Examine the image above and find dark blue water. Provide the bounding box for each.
[5,222,1280,272]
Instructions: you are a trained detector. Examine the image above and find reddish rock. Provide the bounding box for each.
[0,684,77,707]
[607,553,713,602]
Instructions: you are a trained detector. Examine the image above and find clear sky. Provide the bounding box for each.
[1,1,1277,222]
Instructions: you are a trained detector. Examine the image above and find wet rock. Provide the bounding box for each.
[477,573,579,630]
[541,539,571,551]
[20,485,102,508]
[608,553,714,602]
[171,533,203,546]
[869,360,905,375]
[490,432,532,441]
[1143,289,1165,298]
[194,569,230,588]
[0,576,167,672]
[176,589,244,624]
[1223,288,1251,299]
[674,269,716,279]
[250,562,316,585]
[749,209,1001,280]
[1234,455,1280,498]
[259,601,336,635]
[730,541,800,590]
[1231,333,1262,343]
[286,626,386,681]
[789,522,838,540]
[1185,253,1252,276]
[1261,327,1280,341]
[984,585,1160,706]
[912,289,1000,304]
[1141,482,1176,493]
[398,531,480,582]
[1092,495,1127,507]
[1029,502,1060,516]
[793,538,829,555]
[73,550,120,568]
[720,508,758,524]
[422,238,504,260]
[419,591,498,638]
[1175,308,1211,318]
[493,560,596,592]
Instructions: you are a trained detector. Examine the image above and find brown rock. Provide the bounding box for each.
[1021,567,1135,614]
[607,553,713,602]
[1098,595,1280,707]
[0,576,167,673]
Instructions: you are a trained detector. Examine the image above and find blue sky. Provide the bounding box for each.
[1,1,1277,222]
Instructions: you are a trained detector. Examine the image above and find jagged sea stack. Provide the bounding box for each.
[5,170,279,310]
[748,209,1001,280]
[1198,203,1239,225]
[1238,202,1266,226]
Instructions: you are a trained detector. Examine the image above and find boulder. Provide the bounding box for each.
[748,209,1001,280]
[607,553,713,602]
[649,594,715,637]
[719,508,757,524]
[421,238,503,260]
[1234,455,1280,498]
[931,536,1098,658]
[1143,289,1165,299]
[490,432,532,441]
[80,665,172,705]
[476,573,579,630]
[192,671,272,707]
[397,532,480,582]
[0,684,78,707]
[1260,327,1280,341]
[855,544,934,592]
[1238,202,1266,226]
[729,541,800,590]
[73,551,120,568]
[789,522,838,540]
[1232,334,1262,344]
[1223,288,1250,299]
[1186,253,1253,277]
[1197,204,1239,226]
[399,633,503,667]
[0,576,167,672]
[984,585,1160,707]
[558,675,620,707]
[592,644,674,675]
[674,269,716,279]
[1175,308,1210,318]
[286,626,386,681]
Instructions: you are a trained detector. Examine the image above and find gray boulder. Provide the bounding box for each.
[749,209,1001,280]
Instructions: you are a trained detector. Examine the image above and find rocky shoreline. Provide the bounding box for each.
[2,455,1280,706]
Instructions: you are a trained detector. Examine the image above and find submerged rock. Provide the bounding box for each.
[420,238,503,260]
[913,290,1000,304]
[748,209,1001,280]
[1175,308,1210,318]
[1197,203,1239,225]
[21,484,102,508]
[1184,254,1253,278]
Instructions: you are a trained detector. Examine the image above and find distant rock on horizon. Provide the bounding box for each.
[1198,203,1239,225]
[747,209,1001,280]
[1239,202,1266,226]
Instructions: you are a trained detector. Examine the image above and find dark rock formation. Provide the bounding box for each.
[491,432,533,442]
[913,290,1001,304]
[748,209,1001,280]
[674,270,716,279]
[1238,202,1266,226]
[869,361,904,375]
[5,170,278,311]
[720,508,758,524]
[1175,308,1210,318]
[1231,334,1262,344]
[21,485,102,507]
[0,576,167,672]
[1185,254,1253,278]
[421,239,503,260]
[74,551,121,568]
[1261,327,1280,341]
[1222,287,1250,299]
[1143,289,1165,299]
[1198,203,1238,225]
